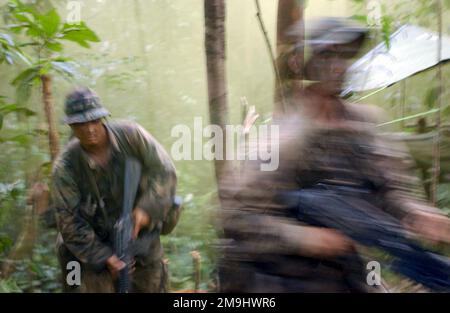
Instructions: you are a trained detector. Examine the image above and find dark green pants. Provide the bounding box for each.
[57,242,168,293]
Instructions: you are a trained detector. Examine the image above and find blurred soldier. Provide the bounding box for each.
[52,87,180,292]
[219,18,450,292]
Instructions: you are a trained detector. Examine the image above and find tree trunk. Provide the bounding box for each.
[430,0,443,205]
[191,250,201,292]
[41,74,60,163]
[1,73,58,279]
[204,0,228,197]
[277,0,304,53]
[1,182,48,279]
[275,0,304,114]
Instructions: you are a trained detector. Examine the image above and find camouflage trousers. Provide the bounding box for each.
[57,242,168,293]
[218,253,384,293]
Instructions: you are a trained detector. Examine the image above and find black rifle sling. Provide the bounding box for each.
[82,123,142,223]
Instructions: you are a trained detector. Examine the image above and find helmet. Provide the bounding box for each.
[305,17,368,54]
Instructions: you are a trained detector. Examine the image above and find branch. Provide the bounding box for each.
[254,0,287,113]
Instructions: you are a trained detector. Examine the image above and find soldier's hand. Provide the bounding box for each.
[132,207,151,239]
[129,258,136,274]
[301,227,354,259]
[403,210,450,245]
[106,254,126,280]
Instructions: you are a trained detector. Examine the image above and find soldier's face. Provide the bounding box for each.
[306,43,362,95]
[71,119,106,147]
[310,51,348,93]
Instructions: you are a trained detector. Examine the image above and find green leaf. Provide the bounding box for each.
[11,67,40,104]
[5,23,27,33]
[10,187,21,199]
[40,161,52,177]
[29,262,45,277]
[38,62,52,76]
[4,52,14,65]
[50,56,72,62]
[13,49,31,66]
[0,279,22,293]
[60,31,90,47]
[45,41,63,52]
[60,22,100,48]
[11,67,40,86]
[381,15,393,50]
[0,103,35,116]
[0,134,29,145]
[10,0,39,16]
[8,134,30,145]
[62,22,100,41]
[13,11,33,24]
[18,107,35,116]
[11,9,44,38]
[0,33,29,66]
[350,15,367,24]
[0,33,14,46]
[36,9,61,37]
[0,234,13,254]
[25,26,44,38]
[17,42,39,48]
[0,114,3,130]
[51,61,77,77]
[0,37,31,66]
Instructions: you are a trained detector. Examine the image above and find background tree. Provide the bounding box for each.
[0,28,33,135]
[5,0,100,163]
[254,0,304,116]
[0,20,37,281]
[0,0,100,283]
[204,0,228,199]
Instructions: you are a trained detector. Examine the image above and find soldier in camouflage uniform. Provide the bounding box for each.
[219,18,450,292]
[52,87,179,293]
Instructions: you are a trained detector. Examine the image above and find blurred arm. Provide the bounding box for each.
[52,163,113,268]
[127,124,178,232]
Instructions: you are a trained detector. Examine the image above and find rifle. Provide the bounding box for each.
[280,183,450,292]
[114,157,142,293]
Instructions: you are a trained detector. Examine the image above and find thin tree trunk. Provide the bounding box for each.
[277,0,304,54]
[400,80,406,129]
[254,0,287,113]
[275,0,304,115]
[3,75,59,279]
[204,0,228,196]
[1,73,57,279]
[41,74,60,163]
[191,250,201,293]
[431,0,443,205]
[1,182,48,279]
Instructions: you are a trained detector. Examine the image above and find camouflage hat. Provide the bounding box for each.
[64,87,110,124]
[286,17,368,54]
[305,17,368,53]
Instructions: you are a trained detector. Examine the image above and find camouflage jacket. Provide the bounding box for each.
[219,89,440,291]
[51,120,177,268]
